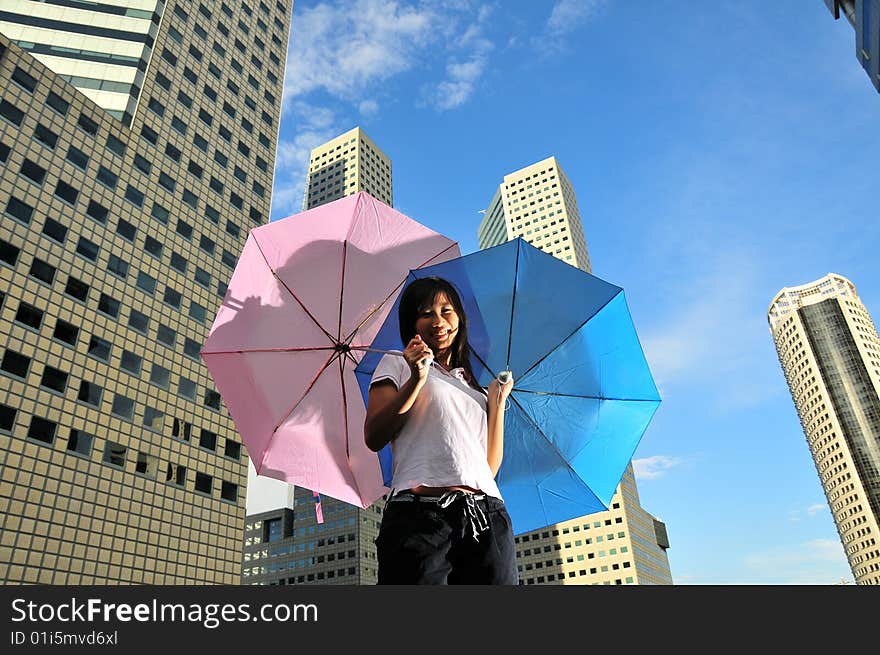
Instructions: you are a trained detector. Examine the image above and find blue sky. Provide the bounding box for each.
[247,1,880,584]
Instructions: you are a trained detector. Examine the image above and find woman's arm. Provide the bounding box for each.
[486,375,513,476]
[363,336,432,452]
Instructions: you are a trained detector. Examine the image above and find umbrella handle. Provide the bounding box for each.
[497,370,512,385]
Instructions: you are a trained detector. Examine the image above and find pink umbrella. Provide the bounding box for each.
[202,192,460,508]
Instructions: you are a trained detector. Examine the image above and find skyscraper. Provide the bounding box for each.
[478,156,673,585]
[0,0,291,584]
[242,127,393,586]
[302,126,392,210]
[768,273,880,585]
[823,0,879,93]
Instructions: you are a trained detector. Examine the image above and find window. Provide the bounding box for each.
[171,115,188,135]
[221,249,237,269]
[28,416,56,445]
[111,394,135,420]
[230,192,243,210]
[209,176,224,195]
[107,255,129,279]
[148,97,165,117]
[204,389,222,410]
[221,481,238,502]
[189,302,207,323]
[213,149,228,167]
[226,220,240,237]
[224,440,241,460]
[199,108,213,126]
[204,84,217,101]
[219,124,232,141]
[178,378,197,400]
[117,219,136,241]
[2,349,31,377]
[34,123,58,149]
[0,239,19,266]
[128,309,149,334]
[195,472,213,494]
[183,67,198,85]
[157,324,176,347]
[15,302,43,329]
[53,319,78,346]
[124,185,144,208]
[194,133,208,151]
[184,337,202,359]
[133,153,151,175]
[168,464,187,486]
[42,218,68,244]
[217,281,228,298]
[120,350,142,375]
[151,203,170,225]
[176,220,193,240]
[161,47,178,67]
[195,267,211,288]
[208,62,222,79]
[199,235,215,254]
[234,166,247,183]
[21,159,47,185]
[150,364,170,388]
[67,429,93,456]
[136,451,160,477]
[164,287,182,308]
[187,160,203,179]
[136,271,157,295]
[87,335,112,362]
[205,205,220,224]
[66,145,89,170]
[46,91,69,116]
[168,24,184,43]
[165,142,181,162]
[170,252,187,274]
[105,134,126,157]
[75,237,99,262]
[86,200,108,224]
[223,101,236,119]
[199,429,217,450]
[78,380,102,407]
[158,172,176,192]
[40,365,68,393]
[103,441,127,467]
[155,71,172,90]
[144,236,163,258]
[0,100,24,126]
[7,197,35,224]
[96,165,118,190]
[64,276,88,302]
[97,293,120,318]
[140,124,158,145]
[29,258,56,284]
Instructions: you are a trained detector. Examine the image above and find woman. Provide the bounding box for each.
[363,276,518,585]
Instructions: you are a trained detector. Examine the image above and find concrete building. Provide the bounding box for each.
[823,0,879,93]
[0,0,291,584]
[302,126,392,210]
[242,487,383,585]
[768,273,880,585]
[478,156,672,585]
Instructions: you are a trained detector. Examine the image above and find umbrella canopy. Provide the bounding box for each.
[202,192,460,508]
[354,238,660,533]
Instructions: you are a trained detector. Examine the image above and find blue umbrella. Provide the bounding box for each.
[354,238,661,534]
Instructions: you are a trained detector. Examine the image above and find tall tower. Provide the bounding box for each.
[302,126,392,210]
[478,157,672,585]
[768,273,880,585]
[823,0,879,93]
[0,0,292,585]
[243,127,393,586]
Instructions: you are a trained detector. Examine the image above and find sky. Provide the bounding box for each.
[245,0,880,584]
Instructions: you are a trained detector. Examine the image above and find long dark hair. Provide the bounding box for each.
[398,277,483,392]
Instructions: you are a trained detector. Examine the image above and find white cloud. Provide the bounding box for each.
[806,503,827,517]
[632,455,685,480]
[359,99,380,116]
[742,539,849,584]
[546,0,604,37]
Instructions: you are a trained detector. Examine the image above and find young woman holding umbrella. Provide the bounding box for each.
[363,276,518,585]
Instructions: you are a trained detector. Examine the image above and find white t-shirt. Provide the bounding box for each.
[370,353,503,500]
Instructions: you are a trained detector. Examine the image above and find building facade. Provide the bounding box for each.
[0,0,291,584]
[768,273,880,585]
[302,126,392,210]
[242,487,383,585]
[478,156,672,585]
[823,0,879,93]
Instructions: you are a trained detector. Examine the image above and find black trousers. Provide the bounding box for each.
[376,493,519,585]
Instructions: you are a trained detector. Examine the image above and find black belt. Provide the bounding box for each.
[388,490,490,540]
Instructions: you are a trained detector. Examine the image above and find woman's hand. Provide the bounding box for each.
[403,334,433,383]
[488,372,514,409]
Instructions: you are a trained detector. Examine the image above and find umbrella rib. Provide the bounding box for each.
[338,354,366,504]
[514,289,623,384]
[338,239,347,343]
[513,389,658,403]
[252,232,337,345]
[505,239,522,370]
[202,346,337,355]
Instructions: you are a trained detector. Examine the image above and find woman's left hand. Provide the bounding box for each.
[488,373,514,408]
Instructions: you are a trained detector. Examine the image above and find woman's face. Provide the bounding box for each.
[414,291,460,355]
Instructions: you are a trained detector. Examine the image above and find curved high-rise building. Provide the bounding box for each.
[768,273,880,585]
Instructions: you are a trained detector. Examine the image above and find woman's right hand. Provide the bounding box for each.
[404,335,433,382]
